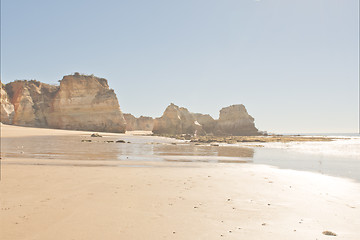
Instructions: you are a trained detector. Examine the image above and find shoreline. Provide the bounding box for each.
[1,124,360,239]
[157,133,338,143]
[1,123,342,142]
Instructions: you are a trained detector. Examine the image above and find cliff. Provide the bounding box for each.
[2,73,261,135]
[123,113,136,131]
[191,113,216,134]
[5,80,58,127]
[0,81,15,124]
[2,73,126,133]
[123,114,154,131]
[153,103,204,135]
[214,104,259,136]
[47,74,126,133]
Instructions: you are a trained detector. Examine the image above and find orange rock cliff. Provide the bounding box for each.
[1,73,126,133]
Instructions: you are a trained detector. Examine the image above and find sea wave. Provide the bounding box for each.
[252,137,360,159]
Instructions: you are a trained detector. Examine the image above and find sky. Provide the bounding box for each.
[1,0,359,133]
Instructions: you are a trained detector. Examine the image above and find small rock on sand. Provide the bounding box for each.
[322,231,337,236]
[91,133,102,137]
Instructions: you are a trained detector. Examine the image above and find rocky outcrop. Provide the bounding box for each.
[2,73,261,136]
[214,104,259,136]
[123,113,136,131]
[136,116,154,131]
[124,114,154,131]
[5,80,58,127]
[2,73,126,133]
[153,103,204,135]
[0,81,15,124]
[191,113,216,134]
[47,74,126,133]
[154,103,260,136]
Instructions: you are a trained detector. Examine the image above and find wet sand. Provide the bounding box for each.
[1,124,360,239]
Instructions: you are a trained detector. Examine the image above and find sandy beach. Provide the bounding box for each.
[1,124,360,240]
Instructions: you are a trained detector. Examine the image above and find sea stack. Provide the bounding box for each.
[152,103,204,135]
[153,103,260,136]
[214,104,259,136]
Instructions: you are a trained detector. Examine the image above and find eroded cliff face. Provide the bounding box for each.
[214,104,259,136]
[123,113,136,131]
[0,81,15,124]
[191,113,216,134]
[5,80,58,127]
[2,74,260,135]
[153,103,204,135]
[1,74,126,133]
[136,116,154,131]
[124,114,154,131]
[47,74,126,133]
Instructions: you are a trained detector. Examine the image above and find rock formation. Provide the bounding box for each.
[0,81,15,124]
[214,104,259,136]
[123,113,154,131]
[47,74,126,133]
[1,73,126,133]
[136,116,154,131]
[1,73,261,136]
[191,113,216,134]
[153,103,204,135]
[5,80,58,127]
[154,103,260,136]
[123,113,136,131]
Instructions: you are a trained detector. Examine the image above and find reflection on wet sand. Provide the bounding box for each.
[1,135,254,166]
[153,144,254,163]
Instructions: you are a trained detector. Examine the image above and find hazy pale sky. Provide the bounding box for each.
[1,0,359,133]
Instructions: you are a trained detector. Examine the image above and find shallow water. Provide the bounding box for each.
[0,135,254,163]
[1,134,360,182]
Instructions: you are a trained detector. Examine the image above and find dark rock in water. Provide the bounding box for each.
[106,140,114,143]
[81,139,92,142]
[116,140,126,143]
[322,231,337,236]
[183,134,192,140]
[91,133,102,137]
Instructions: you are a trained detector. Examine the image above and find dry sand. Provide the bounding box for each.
[1,124,360,240]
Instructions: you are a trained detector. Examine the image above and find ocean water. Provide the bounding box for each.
[249,136,360,182]
[1,134,360,182]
